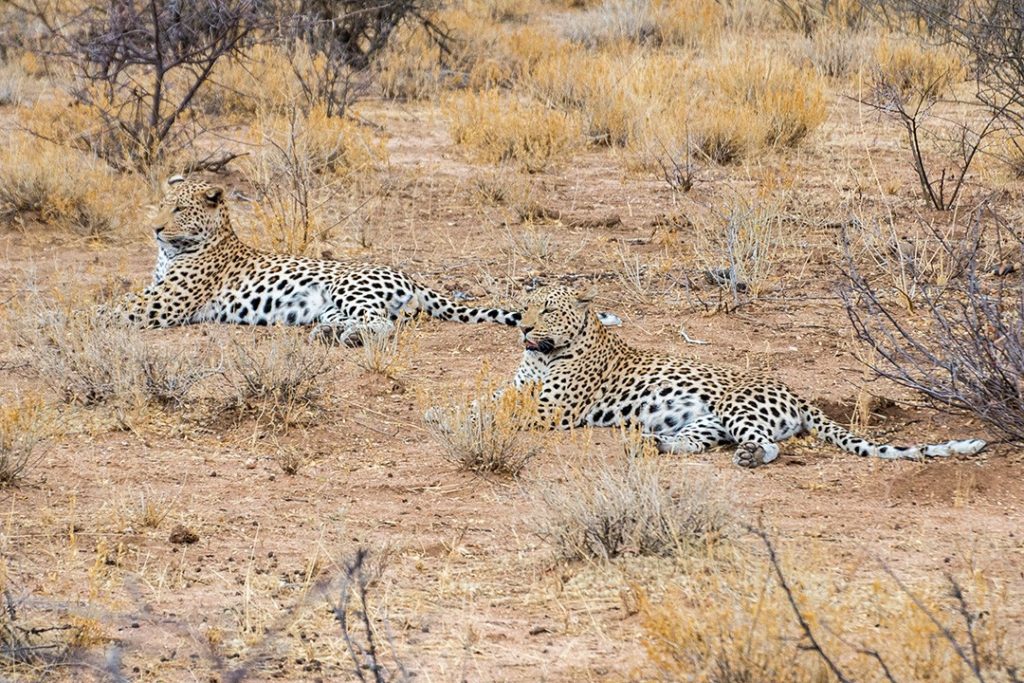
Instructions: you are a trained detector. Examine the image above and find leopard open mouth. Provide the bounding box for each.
[524,338,555,353]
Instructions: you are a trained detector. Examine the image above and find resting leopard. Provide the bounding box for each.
[105,175,524,344]
[508,285,986,467]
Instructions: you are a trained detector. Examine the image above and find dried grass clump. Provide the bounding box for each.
[226,328,332,429]
[245,104,387,254]
[802,28,874,80]
[563,0,723,49]
[377,23,448,100]
[0,397,49,487]
[530,49,688,147]
[704,52,827,151]
[444,90,583,171]
[641,545,1020,682]
[356,319,415,380]
[0,61,27,106]
[425,386,540,476]
[0,133,138,235]
[25,301,214,408]
[873,37,965,106]
[538,438,735,561]
[383,6,560,98]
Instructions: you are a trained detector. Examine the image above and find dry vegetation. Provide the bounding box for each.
[0,0,1022,679]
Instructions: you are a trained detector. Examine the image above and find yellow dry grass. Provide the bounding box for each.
[0,132,141,235]
[444,89,584,171]
[640,548,1018,681]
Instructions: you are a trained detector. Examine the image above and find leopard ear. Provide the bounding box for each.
[576,284,599,308]
[166,174,186,187]
[204,186,224,207]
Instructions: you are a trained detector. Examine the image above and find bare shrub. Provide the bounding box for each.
[424,386,539,476]
[273,0,448,117]
[26,304,146,407]
[15,0,262,169]
[537,437,735,561]
[226,328,332,429]
[139,352,223,409]
[691,194,784,307]
[0,133,139,235]
[843,214,963,311]
[641,529,1023,681]
[866,38,993,210]
[840,207,1024,442]
[883,0,1024,145]
[331,548,411,683]
[0,397,48,487]
[444,89,583,171]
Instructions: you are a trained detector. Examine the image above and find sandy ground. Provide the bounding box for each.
[1,96,1022,681]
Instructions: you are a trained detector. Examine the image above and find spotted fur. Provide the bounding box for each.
[512,286,986,467]
[108,176,519,344]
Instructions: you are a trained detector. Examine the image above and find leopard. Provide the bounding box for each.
[106,175,523,344]
[508,285,986,467]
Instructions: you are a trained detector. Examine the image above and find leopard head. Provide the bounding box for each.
[150,175,232,256]
[518,285,600,354]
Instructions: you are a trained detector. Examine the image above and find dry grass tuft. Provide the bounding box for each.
[425,385,540,476]
[226,328,332,429]
[0,133,139,235]
[873,36,965,106]
[0,61,27,106]
[563,0,723,49]
[245,104,387,255]
[537,435,735,561]
[0,397,49,487]
[356,319,416,380]
[24,300,214,409]
[444,89,583,171]
[704,51,827,152]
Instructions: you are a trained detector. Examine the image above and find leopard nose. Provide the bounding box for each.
[520,325,534,334]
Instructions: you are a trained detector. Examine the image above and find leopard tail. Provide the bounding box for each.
[798,399,986,459]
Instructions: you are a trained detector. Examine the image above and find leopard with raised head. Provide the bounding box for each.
[510,285,986,467]
[106,175,523,344]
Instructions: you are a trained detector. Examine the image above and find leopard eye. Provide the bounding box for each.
[172,207,182,214]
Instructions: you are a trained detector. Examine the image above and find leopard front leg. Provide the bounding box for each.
[97,283,195,329]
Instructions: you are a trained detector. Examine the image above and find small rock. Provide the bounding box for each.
[244,458,257,469]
